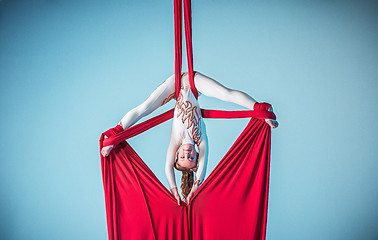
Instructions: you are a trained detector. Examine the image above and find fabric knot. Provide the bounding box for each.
[254,102,272,111]
[103,124,124,137]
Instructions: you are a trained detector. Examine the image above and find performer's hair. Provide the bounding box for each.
[174,152,199,201]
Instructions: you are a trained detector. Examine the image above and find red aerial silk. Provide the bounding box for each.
[99,0,276,239]
[100,104,276,240]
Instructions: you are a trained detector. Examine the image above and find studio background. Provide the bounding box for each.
[1,0,377,239]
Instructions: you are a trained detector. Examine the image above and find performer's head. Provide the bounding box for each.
[176,143,198,169]
[174,144,199,201]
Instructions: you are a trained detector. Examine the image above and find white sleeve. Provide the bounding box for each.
[194,72,257,110]
[119,74,175,129]
[165,134,181,190]
[194,135,208,187]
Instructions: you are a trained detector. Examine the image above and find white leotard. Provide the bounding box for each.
[171,74,205,149]
[167,74,207,189]
[118,72,264,190]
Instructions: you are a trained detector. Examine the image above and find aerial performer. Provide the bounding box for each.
[101,72,278,205]
[99,0,278,239]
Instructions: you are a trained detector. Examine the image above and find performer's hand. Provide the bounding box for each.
[186,192,195,205]
[171,187,181,206]
[265,106,279,128]
[101,135,114,157]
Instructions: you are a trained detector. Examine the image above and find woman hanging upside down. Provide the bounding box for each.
[101,72,278,205]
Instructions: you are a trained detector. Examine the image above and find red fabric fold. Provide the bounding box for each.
[100,109,274,240]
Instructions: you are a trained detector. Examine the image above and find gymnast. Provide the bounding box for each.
[101,72,278,205]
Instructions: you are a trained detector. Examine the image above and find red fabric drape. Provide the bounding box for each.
[100,106,275,240]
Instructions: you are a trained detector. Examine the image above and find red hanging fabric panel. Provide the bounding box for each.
[100,107,275,240]
[100,127,189,240]
[188,119,271,240]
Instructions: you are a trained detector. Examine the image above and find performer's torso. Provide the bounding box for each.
[172,73,206,146]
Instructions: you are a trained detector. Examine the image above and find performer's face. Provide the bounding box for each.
[177,144,197,169]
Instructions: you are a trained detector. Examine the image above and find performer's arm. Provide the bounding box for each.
[191,135,209,193]
[119,74,175,129]
[165,135,181,205]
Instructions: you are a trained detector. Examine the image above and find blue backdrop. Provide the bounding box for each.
[1,0,377,239]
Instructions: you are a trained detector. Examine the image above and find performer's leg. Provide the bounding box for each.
[194,72,278,128]
[120,75,175,129]
[194,72,257,110]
